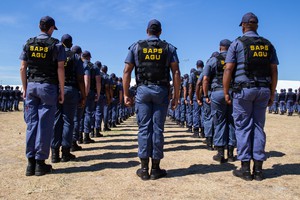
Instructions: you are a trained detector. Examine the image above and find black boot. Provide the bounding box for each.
[186,126,192,133]
[213,146,225,163]
[61,147,76,162]
[90,128,95,138]
[26,157,36,176]
[136,158,150,180]
[206,137,214,151]
[200,127,205,138]
[71,141,82,151]
[233,161,253,181]
[116,119,120,125]
[78,132,83,144]
[179,121,185,128]
[227,146,235,162]
[83,132,95,144]
[150,159,167,180]
[103,123,111,131]
[95,128,103,137]
[35,160,52,176]
[253,160,264,181]
[191,128,200,138]
[119,118,124,123]
[51,148,60,163]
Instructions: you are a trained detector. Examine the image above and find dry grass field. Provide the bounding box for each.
[0,106,299,200]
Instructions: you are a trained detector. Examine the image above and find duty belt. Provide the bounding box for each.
[233,82,270,92]
[137,80,169,87]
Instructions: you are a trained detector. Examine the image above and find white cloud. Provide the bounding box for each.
[0,15,18,25]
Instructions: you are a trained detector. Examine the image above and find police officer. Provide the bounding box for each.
[278,89,286,115]
[1,86,9,112]
[71,45,87,150]
[20,16,66,176]
[8,87,15,111]
[51,34,86,163]
[123,19,180,180]
[101,65,112,131]
[82,51,101,143]
[285,88,296,116]
[184,72,193,132]
[189,61,204,138]
[272,89,279,114]
[223,12,279,181]
[203,39,236,160]
[14,86,22,111]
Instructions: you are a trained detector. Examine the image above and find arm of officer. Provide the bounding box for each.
[95,75,101,102]
[20,60,27,99]
[195,78,202,105]
[269,64,278,106]
[170,62,181,110]
[119,88,123,104]
[57,61,65,104]
[203,76,210,104]
[223,62,235,105]
[123,63,134,107]
[189,83,193,105]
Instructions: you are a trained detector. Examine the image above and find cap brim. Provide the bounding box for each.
[54,26,58,30]
[239,22,242,26]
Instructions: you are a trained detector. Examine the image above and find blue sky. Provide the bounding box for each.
[0,0,299,85]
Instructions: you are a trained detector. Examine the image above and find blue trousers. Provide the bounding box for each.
[84,91,96,133]
[192,94,201,129]
[186,97,193,127]
[135,85,169,160]
[211,90,235,146]
[52,86,79,148]
[180,98,186,123]
[24,82,58,160]
[232,87,270,161]
[95,94,106,129]
[286,100,294,114]
[279,101,286,113]
[111,98,118,123]
[202,96,214,138]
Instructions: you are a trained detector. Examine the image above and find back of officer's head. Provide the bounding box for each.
[240,12,258,32]
[39,16,58,32]
[147,19,162,36]
[61,34,73,48]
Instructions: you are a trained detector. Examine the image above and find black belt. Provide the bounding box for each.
[137,80,169,87]
[212,87,223,91]
[236,82,270,89]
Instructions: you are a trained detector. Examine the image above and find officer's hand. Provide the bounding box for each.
[178,99,181,104]
[189,100,193,105]
[171,98,178,110]
[184,99,188,105]
[124,96,133,107]
[205,97,211,104]
[22,91,26,99]
[58,93,64,104]
[197,99,202,106]
[225,94,231,105]
[79,97,86,108]
[94,95,99,102]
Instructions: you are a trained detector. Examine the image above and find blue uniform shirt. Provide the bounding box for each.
[203,51,227,89]
[225,31,279,84]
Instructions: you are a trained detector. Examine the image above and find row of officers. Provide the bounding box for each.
[268,88,300,115]
[20,16,136,177]
[0,85,22,112]
[20,12,279,182]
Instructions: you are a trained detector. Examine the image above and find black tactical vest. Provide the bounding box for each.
[100,72,108,95]
[136,40,169,86]
[26,37,59,84]
[88,62,97,91]
[236,36,273,80]
[64,50,77,87]
[214,54,226,84]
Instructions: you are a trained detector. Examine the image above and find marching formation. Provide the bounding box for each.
[0,85,22,112]
[18,12,286,183]
[268,88,300,116]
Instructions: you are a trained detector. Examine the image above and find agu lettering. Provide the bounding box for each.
[250,45,269,57]
[143,48,163,60]
[29,45,49,58]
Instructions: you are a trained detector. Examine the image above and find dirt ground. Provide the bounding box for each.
[0,105,299,200]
